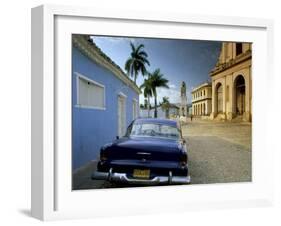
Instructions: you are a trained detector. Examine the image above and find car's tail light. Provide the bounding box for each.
[180,153,187,166]
[100,150,108,161]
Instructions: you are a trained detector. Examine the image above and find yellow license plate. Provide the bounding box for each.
[133,169,150,179]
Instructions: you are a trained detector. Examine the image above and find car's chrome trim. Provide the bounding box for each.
[108,168,113,181]
[92,171,191,185]
[168,171,172,184]
[136,152,151,155]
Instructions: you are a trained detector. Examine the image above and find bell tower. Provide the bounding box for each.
[180,81,188,117]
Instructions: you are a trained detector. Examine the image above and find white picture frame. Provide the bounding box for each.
[31,4,274,221]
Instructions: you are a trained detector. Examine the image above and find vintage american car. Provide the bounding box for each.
[92,118,191,185]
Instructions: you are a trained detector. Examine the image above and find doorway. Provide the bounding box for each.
[118,95,126,137]
[216,83,223,113]
[235,75,245,115]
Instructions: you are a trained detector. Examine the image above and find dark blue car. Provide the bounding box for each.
[92,118,191,185]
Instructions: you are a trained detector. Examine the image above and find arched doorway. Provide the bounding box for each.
[234,75,245,115]
[216,83,223,113]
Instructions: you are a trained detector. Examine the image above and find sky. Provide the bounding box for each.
[91,35,222,105]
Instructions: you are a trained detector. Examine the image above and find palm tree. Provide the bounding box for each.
[161,97,170,118]
[140,75,153,117]
[125,42,150,84]
[149,69,169,118]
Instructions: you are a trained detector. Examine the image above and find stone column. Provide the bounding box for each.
[227,76,234,120]
[192,105,194,115]
[244,69,251,121]
[210,81,216,119]
[222,78,226,119]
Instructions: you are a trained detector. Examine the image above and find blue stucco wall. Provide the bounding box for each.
[72,47,139,170]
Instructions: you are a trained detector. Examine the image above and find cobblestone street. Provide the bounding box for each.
[182,119,252,184]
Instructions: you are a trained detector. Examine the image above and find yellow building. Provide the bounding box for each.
[209,42,252,121]
[191,82,212,116]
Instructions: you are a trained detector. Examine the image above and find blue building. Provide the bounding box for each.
[72,35,141,170]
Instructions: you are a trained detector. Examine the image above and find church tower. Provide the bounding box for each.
[180,81,188,117]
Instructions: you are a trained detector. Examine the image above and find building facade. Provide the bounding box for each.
[72,35,141,170]
[191,82,212,116]
[210,42,252,121]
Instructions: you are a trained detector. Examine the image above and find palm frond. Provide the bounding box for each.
[135,44,145,53]
[138,51,148,58]
[130,42,136,52]
[126,42,150,84]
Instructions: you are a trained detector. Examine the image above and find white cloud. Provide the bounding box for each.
[139,82,195,106]
[139,86,181,106]
[169,84,176,89]
[157,87,181,104]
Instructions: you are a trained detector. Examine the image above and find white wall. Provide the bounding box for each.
[0,0,280,226]
[140,107,169,118]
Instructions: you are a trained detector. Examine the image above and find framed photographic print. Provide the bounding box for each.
[31,4,274,221]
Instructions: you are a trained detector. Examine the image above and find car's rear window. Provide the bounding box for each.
[129,123,180,140]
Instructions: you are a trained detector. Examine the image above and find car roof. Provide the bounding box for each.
[134,118,178,127]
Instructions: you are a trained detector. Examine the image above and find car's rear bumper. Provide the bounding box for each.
[92,169,191,185]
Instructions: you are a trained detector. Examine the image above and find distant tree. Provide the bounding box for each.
[125,42,150,84]
[149,69,169,118]
[144,99,148,109]
[161,96,170,118]
[140,103,144,109]
[140,75,153,117]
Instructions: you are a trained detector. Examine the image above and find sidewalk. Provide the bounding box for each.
[72,160,110,190]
